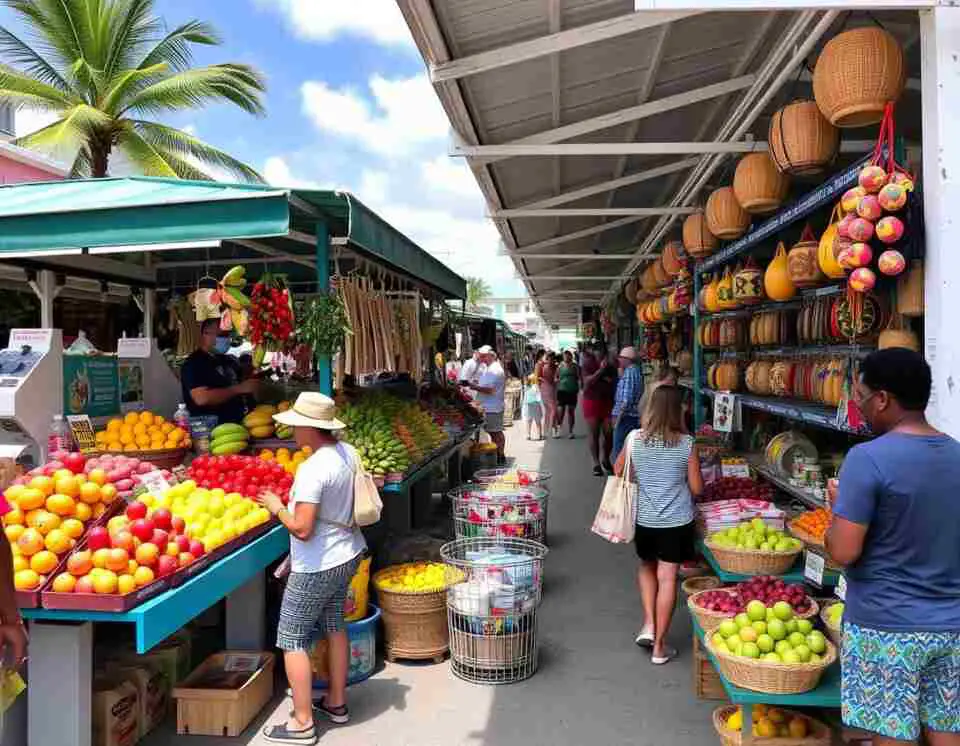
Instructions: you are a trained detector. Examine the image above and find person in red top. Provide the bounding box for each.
[0,492,27,668]
[580,343,618,476]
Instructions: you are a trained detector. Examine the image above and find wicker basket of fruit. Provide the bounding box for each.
[681,574,721,599]
[690,582,819,634]
[705,532,803,576]
[820,600,844,647]
[713,704,832,746]
[788,512,842,571]
[688,588,740,633]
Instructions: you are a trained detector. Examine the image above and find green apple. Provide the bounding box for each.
[775,640,793,656]
[712,632,726,649]
[741,642,760,659]
[744,536,759,550]
[759,541,772,551]
[739,627,758,643]
[735,613,751,629]
[809,652,823,663]
[807,631,827,654]
[781,650,801,664]
[767,619,787,641]
[796,619,813,635]
[751,620,767,635]
[766,608,776,622]
[793,644,811,663]
[746,600,767,622]
[757,634,774,653]
[775,539,792,552]
[727,637,743,655]
[786,619,799,634]
[763,652,781,663]
[788,632,807,648]
[719,619,739,639]
[773,602,794,622]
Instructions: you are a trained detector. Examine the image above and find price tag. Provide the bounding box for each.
[138,469,171,497]
[803,549,825,587]
[835,575,847,601]
[223,653,263,673]
[66,415,97,453]
[721,462,751,478]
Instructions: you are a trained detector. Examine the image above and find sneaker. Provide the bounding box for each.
[316,697,349,725]
[263,721,317,744]
[568,432,575,439]
[592,465,603,476]
[602,461,614,474]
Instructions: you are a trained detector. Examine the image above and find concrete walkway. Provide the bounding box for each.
[149,419,718,746]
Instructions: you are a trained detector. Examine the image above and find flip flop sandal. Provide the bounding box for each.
[262,721,317,744]
[651,646,678,665]
[635,630,655,648]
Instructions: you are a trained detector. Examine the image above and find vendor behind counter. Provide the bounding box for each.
[181,319,259,424]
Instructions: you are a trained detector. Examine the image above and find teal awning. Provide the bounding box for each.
[0,177,465,300]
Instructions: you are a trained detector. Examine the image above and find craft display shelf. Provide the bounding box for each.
[698,389,868,436]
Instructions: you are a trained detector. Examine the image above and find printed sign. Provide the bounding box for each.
[803,549,826,587]
[835,575,847,601]
[713,392,740,433]
[118,361,144,409]
[63,356,119,418]
[117,337,152,359]
[9,329,53,352]
[66,415,97,453]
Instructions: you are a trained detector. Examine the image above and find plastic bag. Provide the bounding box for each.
[343,556,371,622]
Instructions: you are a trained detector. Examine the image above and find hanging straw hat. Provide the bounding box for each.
[272,392,346,430]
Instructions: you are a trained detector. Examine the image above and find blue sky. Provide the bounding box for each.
[2,0,527,298]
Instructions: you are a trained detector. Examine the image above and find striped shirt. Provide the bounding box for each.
[613,364,644,417]
[630,432,695,528]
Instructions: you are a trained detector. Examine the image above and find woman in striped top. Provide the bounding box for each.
[615,384,703,664]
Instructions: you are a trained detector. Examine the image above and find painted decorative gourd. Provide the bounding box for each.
[876,215,905,244]
[841,186,866,213]
[878,182,907,212]
[839,242,873,269]
[704,274,721,313]
[818,218,848,279]
[716,267,737,310]
[733,258,765,305]
[836,295,880,338]
[716,362,741,392]
[849,267,877,293]
[764,242,797,301]
[847,217,875,243]
[769,362,793,397]
[858,165,888,193]
[787,226,824,288]
[856,194,882,221]
[878,250,906,276]
[837,212,855,239]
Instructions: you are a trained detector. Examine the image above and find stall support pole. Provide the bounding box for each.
[920,7,960,438]
[143,287,156,338]
[28,620,92,746]
[315,222,332,396]
[225,571,267,649]
[29,269,59,328]
[692,272,704,430]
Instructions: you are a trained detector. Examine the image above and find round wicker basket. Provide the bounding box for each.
[733,153,789,214]
[705,636,838,694]
[683,212,718,258]
[813,26,906,128]
[706,187,750,240]
[819,600,844,648]
[687,588,737,633]
[768,100,839,176]
[681,574,721,598]
[704,539,802,576]
[712,705,832,746]
[787,522,841,571]
[374,569,457,663]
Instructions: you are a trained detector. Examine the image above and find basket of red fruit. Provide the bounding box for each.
[688,588,741,633]
[689,577,819,634]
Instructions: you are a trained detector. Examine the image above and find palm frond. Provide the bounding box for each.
[138,20,218,71]
[0,26,73,93]
[2,1,82,71]
[143,145,214,181]
[115,124,177,177]
[100,61,166,115]
[104,0,162,79]
[30,0,88,64]
[122,63,265,116]
[14,103,111,153]
[0,63,75,108]
[131,119,263,182]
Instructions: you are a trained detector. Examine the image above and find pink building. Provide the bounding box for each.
[0,105,68,183]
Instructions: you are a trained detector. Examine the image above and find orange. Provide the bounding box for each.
[100,484,117,504]
[124,411,139,426]
[132,422,147,436]
[18,487,45,511]
[52,469,74,483]
[123,444,138,452]
[11,555,27,573]
[60,518,84,540]
[29,476,55,497]
[139,411,154,426]
[78,482,101,505]
[25,509,47,528]
[13,569,40,591]
[117,574,137,595]
[33,512,61,536]
[133,566,155,587]
[4,525,23,543]
[17,528,43,557]
[46,494,76,517]
[259,450,274,461]
[4,484,25,504]
[135,435,151,448]
[127,559,138,575]
[51,572,76,593]
[92,548,111,569]
[106,418,123,432]
[105,548,129,573]
[2,506,24,526]
[44,528,72,555]
[66,550,93,576]
[30,550,58,575]
[154,415,165,426]
[87,468,108,487]
[92,570,118,594]
[74,502,93,522]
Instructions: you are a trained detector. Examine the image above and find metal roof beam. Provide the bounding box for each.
[501,253,634,260]
[233,239,315,270]
[525,275,627,280]
[493,207,697,218]
[634,1,931,9]
[454,141,766,157]
[517,216,645,252]
[430,10,701,83]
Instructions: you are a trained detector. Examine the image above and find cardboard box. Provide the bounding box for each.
[105,663,168,738]
[92,676,139,746]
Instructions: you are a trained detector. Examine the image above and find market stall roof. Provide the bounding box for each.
[0,176,466,300]
[398,2,921,323]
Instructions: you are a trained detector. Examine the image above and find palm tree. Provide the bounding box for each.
[0,0,265,180]
[466,276,491,310]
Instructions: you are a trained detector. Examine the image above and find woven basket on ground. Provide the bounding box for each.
[712,705,832,746]
[374,574,451,663]
[705,636,838,694]
[819,600,844,648]
[683,212,718,258]
[813,26,906,128]
[733,153,789,214]
[768,101,839,176]
[706,187,751,240]
[705,539,801,576]
[687,588,737,633]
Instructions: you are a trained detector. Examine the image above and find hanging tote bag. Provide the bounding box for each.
[591,431,637,543]
[339,443,383,527]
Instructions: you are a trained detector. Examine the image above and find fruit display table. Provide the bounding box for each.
[692,617,840,745]
[699,540,840,587]
[21,524,287,746]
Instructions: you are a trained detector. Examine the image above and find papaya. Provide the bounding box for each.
[248,425,275,439]
[211,423,248,440]
[211,440,248,455]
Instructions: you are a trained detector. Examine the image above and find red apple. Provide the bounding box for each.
[150,529,169,548]
[170,516,186,535]
[178,552,195,567]
[165,542,180,558]
[87,526,110,552]
[63,452,86,475]
[130,519,155,544]
[112,530,136,553]
[156,555,178,577]
[125,501,147,521]
[151,508,172,531]
[188,539,205,557]
[175,535,190,553]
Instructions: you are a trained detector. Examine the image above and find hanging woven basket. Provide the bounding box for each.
[768,100,839,176]
[897,260,924,317]
[682,212,718,258]
[661,240,686,276]
[732,153,789,214]
[813,27,906,128]
[641,265,658,295]
[705,186,750,240]
[652,257,671,288]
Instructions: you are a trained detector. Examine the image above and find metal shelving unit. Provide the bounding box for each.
[698,388,870,436]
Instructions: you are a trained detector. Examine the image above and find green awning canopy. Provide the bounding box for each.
[0,176,465,300]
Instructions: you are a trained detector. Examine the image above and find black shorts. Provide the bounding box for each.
[634,522,696,564]
[557,390,578,407]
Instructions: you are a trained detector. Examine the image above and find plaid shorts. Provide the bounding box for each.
[842,621,960,740]
[484,411,504,433]
[276,555,362,651]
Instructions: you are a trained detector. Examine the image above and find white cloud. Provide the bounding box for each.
[421,156,481,199]
[14,108,58,137]
[263,155,323,189]
[256,0,413,48]
[300,74,448,156]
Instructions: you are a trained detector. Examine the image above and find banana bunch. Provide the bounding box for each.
[210,423,248,455]
[217,266,251,335]
[243,404,277,439]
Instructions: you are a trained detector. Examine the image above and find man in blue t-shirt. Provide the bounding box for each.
[826,348,960,745]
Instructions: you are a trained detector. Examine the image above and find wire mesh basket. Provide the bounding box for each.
[471,467,552,493]
[449,485,549,543]
[441,537,548,684]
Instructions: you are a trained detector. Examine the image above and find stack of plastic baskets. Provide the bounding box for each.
[471,467,552,494]
[441,537,548,684]
[448,484,548,544]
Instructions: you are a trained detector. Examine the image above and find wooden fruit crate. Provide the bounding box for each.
[173,651,275,737]
[693,635,728,702]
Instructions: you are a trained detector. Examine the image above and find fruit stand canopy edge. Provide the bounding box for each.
[0,176,466,300]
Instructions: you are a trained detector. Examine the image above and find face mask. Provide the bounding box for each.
[213,337,231,354]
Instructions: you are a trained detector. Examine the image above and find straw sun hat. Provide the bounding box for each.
[272,392,346,430]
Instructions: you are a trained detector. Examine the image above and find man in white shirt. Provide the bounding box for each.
[465,345,507,465]
[458,350,483,392]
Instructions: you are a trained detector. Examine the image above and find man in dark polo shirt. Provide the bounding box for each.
[180,319,258,424]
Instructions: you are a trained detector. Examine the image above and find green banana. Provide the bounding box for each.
[253,344,265,368]
[222,265,246,288]
[211,423,248,439]
[210,431,250,448]
[211,440,247,455]
[222,286,250,310]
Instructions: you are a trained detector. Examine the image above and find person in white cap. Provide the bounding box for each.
[464,345,507,465]
[258,393,366,745]
[612,346,645,459]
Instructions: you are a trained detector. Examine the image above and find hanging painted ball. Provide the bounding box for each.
[849,267,877,293]
[837,213,856,239]
[876,215,905,244]
[878,249,907,276]
[841,186,867,213]
[889,171,915,192]
[878,182,908,212]
[856,194,883,221]
[858,165,888,194]
[839,242,873,269]
[848,217,875,243]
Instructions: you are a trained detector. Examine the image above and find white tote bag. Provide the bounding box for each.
[591,431,637,544]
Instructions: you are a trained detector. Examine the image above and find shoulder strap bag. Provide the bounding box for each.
[591,431,637,544]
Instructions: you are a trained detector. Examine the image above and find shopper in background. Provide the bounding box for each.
[466,346,507,465]
[0,491,26,669]
[537,351,560,439]
[612,347,644,458]
[503,349,521,379]
[825,349,960,746]
[615,384,702,665]
[522,372,544,440]
[259,393,366,745]
[555,350,580,439]
[639,364,680,429]
[581,343,617,475]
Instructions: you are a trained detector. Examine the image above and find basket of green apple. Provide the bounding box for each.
[705,600,837,694]
[705,519,803,576]
[820,600,844,647]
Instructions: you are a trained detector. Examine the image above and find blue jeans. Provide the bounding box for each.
[613,414,639,461]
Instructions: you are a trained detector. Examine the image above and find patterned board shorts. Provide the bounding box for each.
[842,621,960,741]
[276,555,362,652]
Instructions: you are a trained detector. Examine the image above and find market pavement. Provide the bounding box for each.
[147,416,718,746]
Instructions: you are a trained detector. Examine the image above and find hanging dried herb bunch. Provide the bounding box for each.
[298,291,351,355]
